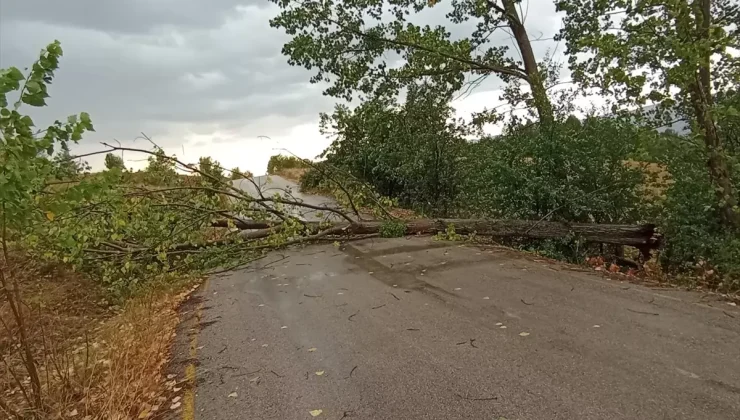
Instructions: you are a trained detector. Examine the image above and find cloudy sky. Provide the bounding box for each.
[0,0,566,174]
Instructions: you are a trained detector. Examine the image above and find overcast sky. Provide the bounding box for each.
[0,0,565,174]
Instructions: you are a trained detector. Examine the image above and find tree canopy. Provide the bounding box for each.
[270,0,556,124]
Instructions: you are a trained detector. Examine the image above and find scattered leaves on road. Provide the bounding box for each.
[454,287,461,291]
[593,325,601,328]
[519,332,530,337]
[483,296,490,300]
[315,371,325,376]
[228,392,237,398]
[309,409,323,416]
[499,325,507,329]
[281,326,287,329]
[495,322,503,326]
[308,347,317,352]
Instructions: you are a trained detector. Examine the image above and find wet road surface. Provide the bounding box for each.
[172,237,740,420]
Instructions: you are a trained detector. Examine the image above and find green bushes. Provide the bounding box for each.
[460,118,645,224]
[266,154,308,174]
[653,135,740,289]
[314,85,468,216]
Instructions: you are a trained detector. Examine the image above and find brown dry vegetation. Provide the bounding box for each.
[623,160,673,200]
[275,167,309,183]
[1,256,199,419]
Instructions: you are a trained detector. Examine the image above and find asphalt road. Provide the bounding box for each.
[172,236,740,420]
[232,175,342,222]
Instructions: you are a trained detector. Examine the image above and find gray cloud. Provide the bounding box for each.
[0,0,564,173]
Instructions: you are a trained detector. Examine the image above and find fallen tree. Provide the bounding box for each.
[62,144,662,274]
[211,218,661,255]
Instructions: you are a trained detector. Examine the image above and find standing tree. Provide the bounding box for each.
[319,84,469,214]
[104,152,125,170]
[51,143,89,179]
[269,0,556,125]
[556,0,740,228]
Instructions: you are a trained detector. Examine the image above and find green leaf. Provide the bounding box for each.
[7,67,24,82]
[67,114,78,124]
[22,94,46,107]
[26,80,42,94]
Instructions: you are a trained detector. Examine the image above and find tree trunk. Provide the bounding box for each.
[216,218,660,249]
[689,81,740,229]
[501,0,554,124]
[687,0,739,228]
[691,88,740,229]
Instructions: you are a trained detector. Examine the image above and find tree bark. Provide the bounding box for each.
[500,0,554,124]
[692,90,740,228]
[688,0,739,229]
[215,218,660,248]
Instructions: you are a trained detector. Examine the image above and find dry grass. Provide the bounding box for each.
[275,167,309,183]
[623,159,673,200]
[1,257,200,419]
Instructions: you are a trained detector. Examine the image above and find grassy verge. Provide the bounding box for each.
[0,256,200,419]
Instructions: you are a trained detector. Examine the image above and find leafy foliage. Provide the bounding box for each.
[104,153,125,170]
[460,118,645,223]
[556,0,740,227]
[315,85,468,215]
[649,132,740,289]
[266,154,308,175]
[269,0,555,123]
[379,219,407,238]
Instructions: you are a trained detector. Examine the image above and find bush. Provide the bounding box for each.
[654,135,740,289]
[459,118,645,224]
[379,219,406,238]
[266,154,308,174]
[104,153,125,170]
[316,85,469,216]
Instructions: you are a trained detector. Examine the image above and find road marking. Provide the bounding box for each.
[183,277,210,420]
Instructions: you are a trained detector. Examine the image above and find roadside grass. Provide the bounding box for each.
[1,255,200,419]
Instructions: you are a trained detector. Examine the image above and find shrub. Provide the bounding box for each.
[104,153,125,171]
[379,219,406,238]
[266,154,308,174]
[459,117,645,224]
[654,135,740,289]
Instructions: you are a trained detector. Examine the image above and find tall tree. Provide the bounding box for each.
[270,0,555,124]
[556,0,740,228]
[319,83,469,214]
[104,153,125,170]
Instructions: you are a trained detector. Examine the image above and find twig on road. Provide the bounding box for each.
[406,328,420,331]
[456,338,478,348]
[344,365,358,379]
[723,311,735,318]
[348,310,359,321]
[270,370,284,378]
[520,298,534,305]
[389,292,400,301]
[371,304,386,309]
[455,392,497,401]
[304,293,323,298]
[626,308,659,316]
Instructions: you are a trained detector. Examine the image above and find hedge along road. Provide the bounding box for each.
[168,176,740,420]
